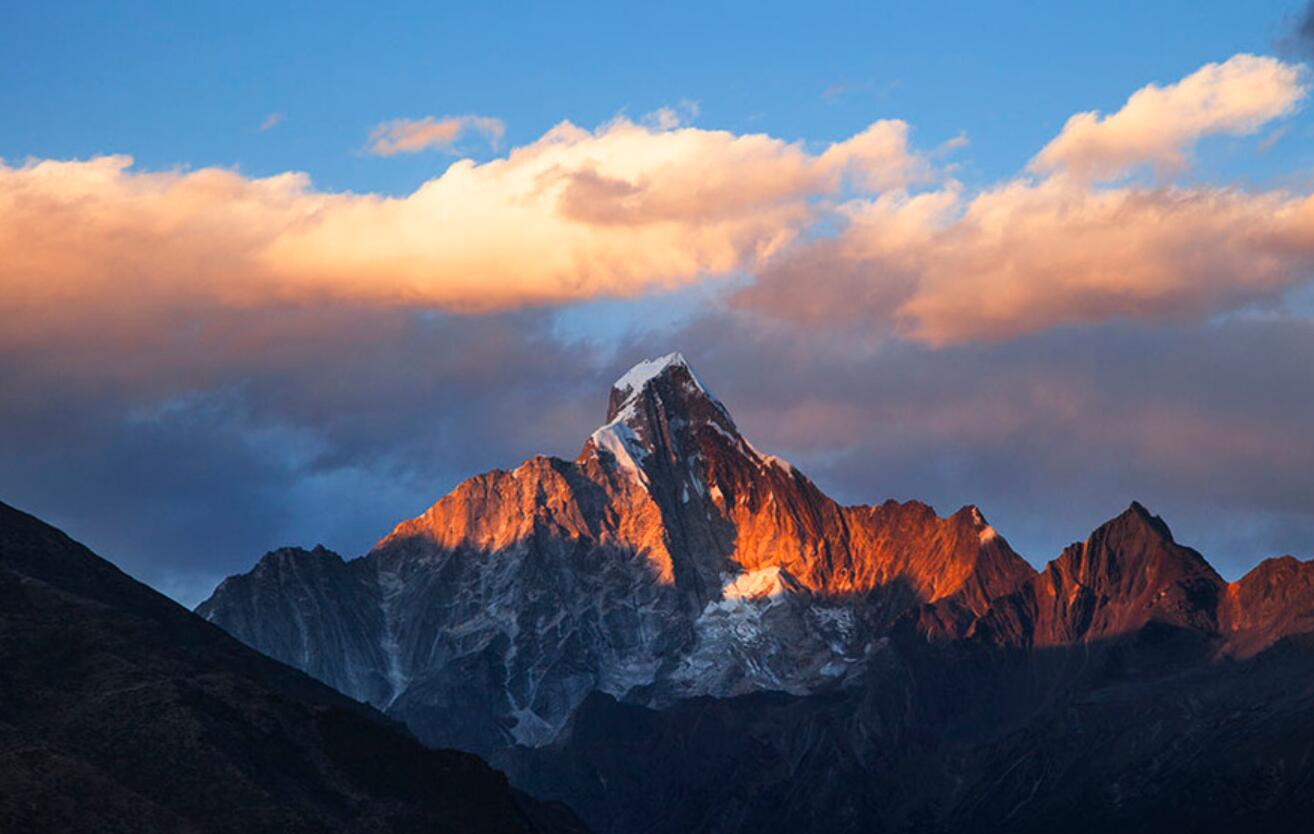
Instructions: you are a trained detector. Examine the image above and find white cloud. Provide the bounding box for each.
[0,117,923,332]
[1030,54,1306,179]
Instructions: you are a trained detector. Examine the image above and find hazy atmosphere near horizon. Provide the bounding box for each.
[4,0,1314,607]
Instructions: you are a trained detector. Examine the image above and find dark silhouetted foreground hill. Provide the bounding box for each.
[0,501,588,834]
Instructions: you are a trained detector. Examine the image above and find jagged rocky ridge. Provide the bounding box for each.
[200,355,1314,751]
[198,354,1314,832]
[199,354,1038,752]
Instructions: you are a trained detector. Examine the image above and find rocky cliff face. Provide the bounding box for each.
[199,353,1035,753]
[962,502,1225,648]
[200,355,1314,752]
[194,353,1314,834]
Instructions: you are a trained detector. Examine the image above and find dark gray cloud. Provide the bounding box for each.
[1278,1,1314,58]
[0,306,605,605]
[5,293,1314,606]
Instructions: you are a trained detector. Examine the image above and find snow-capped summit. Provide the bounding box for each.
[585,353,741,488]
[611,352,698,396]
[609,352,723,415]
[603,352,733,427]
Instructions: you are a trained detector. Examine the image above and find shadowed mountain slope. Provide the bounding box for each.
[0,501,588,834]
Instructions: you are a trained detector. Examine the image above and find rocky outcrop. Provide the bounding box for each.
[1222,554,1314,658]
[966,502,1225,648]
[201,545,392,704]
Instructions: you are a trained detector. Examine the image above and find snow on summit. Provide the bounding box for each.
[612,352,692,393]
[611,352,719,404]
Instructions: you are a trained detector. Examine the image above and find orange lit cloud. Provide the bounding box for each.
[750,177,1314,346]
[739,54,1314,345]
[1030,54,1306,179]
[0,117,923,338]
[366,114,506,155]
[4,54,1314,355]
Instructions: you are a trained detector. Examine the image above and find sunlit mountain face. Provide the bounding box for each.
[197,356,1314,833]
[6,2,1314,832]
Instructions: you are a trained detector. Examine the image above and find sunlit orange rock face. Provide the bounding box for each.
[940,502,1314,659]
[1221,556,1314,658]
[204,353,1041,753]
[964,503,1224,647]
[375,352,1034,631]
[378,454,676,584]
[199,353,1314,761]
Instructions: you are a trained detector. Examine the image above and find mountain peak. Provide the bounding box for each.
[605,352,727,424]
[1110,500,1175,543]
[612,352,693,395]
[584,352,745,485]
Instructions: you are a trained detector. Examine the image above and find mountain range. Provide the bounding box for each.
[193,353,1314,833]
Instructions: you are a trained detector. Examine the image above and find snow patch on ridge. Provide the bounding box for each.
[376,566,410,709]
[614,352,700,397]
[661,566,871,701]
[610,352,730,420]
[741,435,797,475]
[510,708,557,747]
[719,566,799,607]
[969,506,998,544]
[589,421,650,485]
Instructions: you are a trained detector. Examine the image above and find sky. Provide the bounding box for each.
[4,1,1314,606]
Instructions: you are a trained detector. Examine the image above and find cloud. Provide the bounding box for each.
[366,114,506,155]
[4,54,1314,355]
[5,54,1314,360]
[1030,54,1306,180]
[259,112,283,132]
[821,82,850,100]
[737,54,1314,345]
[0,117,924,334]
[743,176,1314,345]
[642,100,700,130]
[0,305,604,605]
[1257,125,1288,152]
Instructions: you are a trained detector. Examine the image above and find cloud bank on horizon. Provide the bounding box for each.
[4,50,1314,603]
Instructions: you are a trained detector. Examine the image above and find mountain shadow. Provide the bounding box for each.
[506,627,1314,834]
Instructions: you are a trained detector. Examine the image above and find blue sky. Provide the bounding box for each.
[4,2,1314,605]
[6,0,1309,194]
